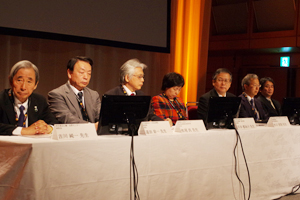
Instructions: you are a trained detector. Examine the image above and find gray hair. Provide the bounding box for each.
[241,73,259,91]
[119,58,147,84]
[212,68,232,82]
[9,60,39,85]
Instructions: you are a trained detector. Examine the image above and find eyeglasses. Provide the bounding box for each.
[250,84,261,88]
[132,75,145,79]
[216,78,231,84]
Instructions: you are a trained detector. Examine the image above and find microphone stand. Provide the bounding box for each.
[125,113,140,200]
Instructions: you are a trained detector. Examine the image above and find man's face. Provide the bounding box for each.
[244,78,260,97]
[260,81,274,98]
[125,67,144,92]
[11,68,38,103]
[68,60,92,91]
[212,72,232,96]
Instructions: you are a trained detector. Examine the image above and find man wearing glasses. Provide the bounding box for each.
[197,68,236,122]
[238,73,268,122]
[105,58,170,123]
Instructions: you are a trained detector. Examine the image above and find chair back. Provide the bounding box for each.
[186,102,199,120]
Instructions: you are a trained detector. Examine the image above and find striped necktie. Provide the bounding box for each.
[250,99,259,121]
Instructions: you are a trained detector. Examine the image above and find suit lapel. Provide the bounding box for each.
[3,91,17,125]
[64,84,83,119]
[243,95,254,117]
[27,96,37,125]
[83,88,94,122]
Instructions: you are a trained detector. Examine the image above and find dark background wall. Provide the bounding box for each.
[206,0,300,103]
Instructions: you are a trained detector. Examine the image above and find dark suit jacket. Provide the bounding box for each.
[238,94,268,121]
[257,95,281,117]
[48,83,100,123]
[197,88,236,122]
[105,86,162,121]
[0,89,58,135]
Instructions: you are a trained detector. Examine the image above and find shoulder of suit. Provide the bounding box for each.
[104,86,121,95]
[199,89,213,98]
[48,83,69,95]
[226,92,236,97]
[31,93,47,100]
[136,90,145,95]
[83,86,99,95]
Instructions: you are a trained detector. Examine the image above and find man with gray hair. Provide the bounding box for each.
[105,58,171,123]
[197,68,236,123]
[238,73,268,122]
[0,60,58,135]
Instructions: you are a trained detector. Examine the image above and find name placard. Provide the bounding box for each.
[233,118,256,130]
[52,124,97,140]
[174,120,206,133]
[267,116,290,127]
[138,121,172,135]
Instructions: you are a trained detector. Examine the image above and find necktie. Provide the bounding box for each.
[77,92,89,121]
[18,105,25,127]
[250,99,259,121]
[267,98,276,109]
[130,93,135,96]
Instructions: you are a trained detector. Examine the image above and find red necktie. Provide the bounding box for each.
[130,93,135,96]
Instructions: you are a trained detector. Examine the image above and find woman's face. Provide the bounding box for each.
[165,86,182,100]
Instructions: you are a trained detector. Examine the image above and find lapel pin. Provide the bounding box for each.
[34,106,38,112]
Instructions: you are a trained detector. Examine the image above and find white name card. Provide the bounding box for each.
[138,121,172,135]
[52,124,97,140]
[174,120,206,133]
[267,116,290,127]
[234,118,256,130]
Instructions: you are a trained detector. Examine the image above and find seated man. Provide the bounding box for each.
[0,60,58,135]
[48,56,100,129]
[197,68,236,123]
[105,58,171,124]
[257,77,281,117]
[238,74,268,122]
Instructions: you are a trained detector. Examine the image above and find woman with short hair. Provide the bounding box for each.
[151,72,187,125]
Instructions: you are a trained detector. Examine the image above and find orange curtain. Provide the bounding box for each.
[171,0,211,103]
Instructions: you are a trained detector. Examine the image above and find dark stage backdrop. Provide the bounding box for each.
[0,0,170,52]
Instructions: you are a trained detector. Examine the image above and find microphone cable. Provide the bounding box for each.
[130,124,140,200]
[233,129,251,200]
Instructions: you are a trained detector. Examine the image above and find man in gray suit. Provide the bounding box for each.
[48,56,100,130]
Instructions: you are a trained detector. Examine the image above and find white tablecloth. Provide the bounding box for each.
[0,126,300,200]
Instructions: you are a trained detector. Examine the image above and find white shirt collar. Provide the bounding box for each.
[14,95,28,108]
[68,81,83,95]
[244,93,254,103]
[216,92,226,97]
[122,85,136,96]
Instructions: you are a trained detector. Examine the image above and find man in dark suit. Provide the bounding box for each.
[48,56,100,130]
[105,58,171,124]
[238,74,268,122]
[197,68,236,123]
[0,60,58,135]
[257,77,281,116]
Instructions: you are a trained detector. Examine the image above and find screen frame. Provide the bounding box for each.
[206,97,242,129]
[98,94,151,135]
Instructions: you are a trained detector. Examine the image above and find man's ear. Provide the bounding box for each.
[212,79,216,86]
[125,74,130,83]
[67,69,72,79]
[33,81,39,90]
